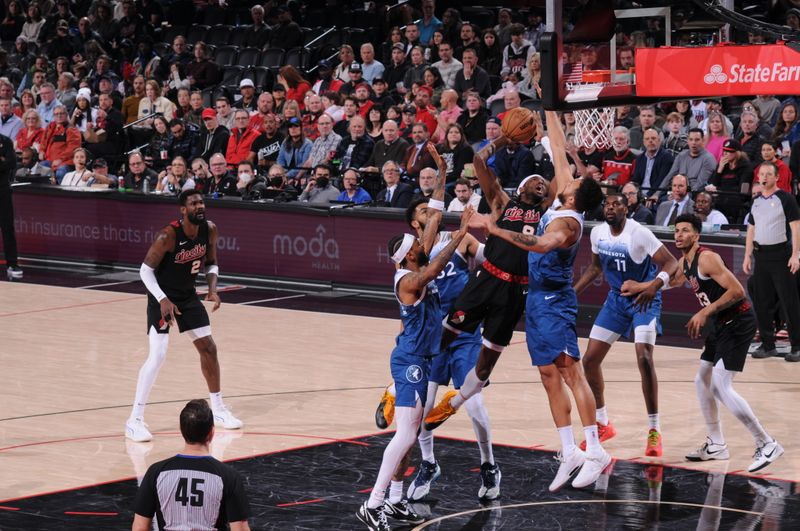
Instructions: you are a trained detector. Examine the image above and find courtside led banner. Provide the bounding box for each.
[635,44,800,97]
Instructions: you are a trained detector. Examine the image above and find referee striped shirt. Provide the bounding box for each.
[748,189,800,246]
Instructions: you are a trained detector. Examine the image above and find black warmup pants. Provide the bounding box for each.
[0,185,18,268]
[751,243,800,350]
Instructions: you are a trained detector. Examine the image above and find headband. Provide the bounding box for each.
[391,233,416,264]
[517,174,545,194]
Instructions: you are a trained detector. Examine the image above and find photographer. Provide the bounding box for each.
[299,163,339,204]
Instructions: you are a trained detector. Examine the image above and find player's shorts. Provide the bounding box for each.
[526,284,580,366]
[429,330,482,388]
[147,295,210,336]
[390,348,431,408]
[591,291,662,344]
[701,308,757,372]
[445,265,527,349]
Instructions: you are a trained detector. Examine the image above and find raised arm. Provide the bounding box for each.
[480,214,575,254]
[544,110,574,202]
[473,140,510,218]
[419,143,447,254]
[573,252,603,295]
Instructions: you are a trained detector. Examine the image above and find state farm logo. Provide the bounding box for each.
[703,62,800,84]
[704,64,727,84]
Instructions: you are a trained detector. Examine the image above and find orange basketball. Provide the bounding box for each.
[501,107,536,144]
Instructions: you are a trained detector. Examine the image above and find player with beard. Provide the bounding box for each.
[357,205,475,531]
[573,192,677,457]
[622,214,783,473]
[422,110,568,431]
[375,145,498,501]
[126,190,242,443]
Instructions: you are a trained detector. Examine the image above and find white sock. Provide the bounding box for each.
[464,393,494,465]
[209,391,225,411]
[711,363,771,446]
[596,406,608,426]
[558,425,577,454]
[389,480,404,504]
[648,413,660,431]
[451,368,486,409]
[368,403,422,509]
[130,328,169,420]
[695,361,725,445]
[583,424,600,453]
[388,383,396,396]
[418,382,438,463]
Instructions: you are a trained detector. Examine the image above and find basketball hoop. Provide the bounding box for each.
[565,81,615,151]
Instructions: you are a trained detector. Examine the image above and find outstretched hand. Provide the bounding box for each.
[457,205,476,235]
[426,142,445,172]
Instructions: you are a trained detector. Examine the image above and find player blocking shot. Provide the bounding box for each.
[356,206,475,531]
[126,189,242,443]
[623,214,783,473]
[573,192,677,456]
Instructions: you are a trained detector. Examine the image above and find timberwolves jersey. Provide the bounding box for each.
[155,220,209,301]
[393,269,442,356]
[430,232,470,313]
[529,205,583,288]
[591,219,663,292]
[485,199,544,275]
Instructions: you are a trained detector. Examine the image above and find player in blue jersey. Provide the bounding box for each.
[573,193,677,457]
[471,109,609,492]
[356,204,475,531]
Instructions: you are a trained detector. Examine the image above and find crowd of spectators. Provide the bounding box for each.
[0,0,797,218]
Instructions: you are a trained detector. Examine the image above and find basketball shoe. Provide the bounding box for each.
[579,421,616,450]
[213,407,243,429]
[478,462,501,500]
[685,437,730,461]
[423,390,459,431]
[125,417,153,442]
[645,429,663,457]
[6,266,22,280]
[572,448,612,489]
[375,386,395,429]
[407,460,441,501]
[549,448,585,492]
[356,501,390,531]
[748,439,784,472]
[383,498,425,525]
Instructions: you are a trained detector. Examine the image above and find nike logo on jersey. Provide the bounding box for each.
[545,295,556,300]
[179,240,188,245]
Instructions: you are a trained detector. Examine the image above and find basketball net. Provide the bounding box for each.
[565,82,615,151]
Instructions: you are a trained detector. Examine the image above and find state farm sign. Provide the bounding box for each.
[635,44,800,97]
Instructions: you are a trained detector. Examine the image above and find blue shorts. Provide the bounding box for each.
[390,348,430,407]
[526,285,580,366]
[429,329,482,388]
[594,291,662,339]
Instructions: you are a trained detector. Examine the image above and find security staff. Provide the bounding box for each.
[0,132,21,280]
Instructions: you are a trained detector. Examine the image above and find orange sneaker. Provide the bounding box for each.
[579,421,617,451]
[645,429,663,457]
[644,465,663,487]
[423,390,459,431]
[375,385,395,429]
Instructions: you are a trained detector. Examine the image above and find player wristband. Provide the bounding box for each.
[657,271,672,291]
[474,243,486,264]
[205,264,219,276]
[427,199,444,211]
[140,263,167,302]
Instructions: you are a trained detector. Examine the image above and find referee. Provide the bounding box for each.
[0,132,22,280]
[743,161,800,362]
[132,399,251,531]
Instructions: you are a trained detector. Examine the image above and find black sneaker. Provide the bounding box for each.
[356,501,390,531]
[785,350,800,362]
[407,460,441,500]
[383,498,425,524]
[751,345,777,358]
[478,462,501,500]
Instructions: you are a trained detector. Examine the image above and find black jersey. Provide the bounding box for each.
[683,246,750,321]
[155,220,209,301]
[484,199,544,275]
[134,454,250,531]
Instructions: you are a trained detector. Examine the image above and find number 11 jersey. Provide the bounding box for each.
[591,219,663,292]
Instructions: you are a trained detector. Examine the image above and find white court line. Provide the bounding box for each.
[240,294,306,305]
[78,280,135,289]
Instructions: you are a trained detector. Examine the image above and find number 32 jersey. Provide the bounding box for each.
[591,219,663,292]
[155,220,209,301]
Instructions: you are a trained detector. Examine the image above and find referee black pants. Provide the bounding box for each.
[0,185,19,268]
[751,244,800,350]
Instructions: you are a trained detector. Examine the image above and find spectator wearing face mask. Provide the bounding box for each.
[234,160,267,200]
[299,163,339,203]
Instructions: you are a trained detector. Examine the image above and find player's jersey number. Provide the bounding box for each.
[437,262,457,280]
[190,260,201,274]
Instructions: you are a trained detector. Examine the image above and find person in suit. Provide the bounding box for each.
[621,182,655,225]
[402,122,436,183]
[655,174,694,226]
[631,127,674,204]
[376,159,413,208]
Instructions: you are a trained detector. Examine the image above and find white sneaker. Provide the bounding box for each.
[125,418,153,442]
[213,407,243,429]
[548,448,585,492]
[748,439,784,473]
[685,437,730,462]
[572,448,612,489]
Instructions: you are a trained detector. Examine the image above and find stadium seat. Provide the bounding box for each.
[201,87,214,108]
[213,45,239,66]
[246,66,274,91]
[230,29,248,47]
[207,25,232,46]
[237,48,261,67]
[220,65,244,88]
[522,99,542,112]
[186,25,209,44]
[259,48,285,68]
[344,28,367,50]
[489,75,502,94]
[154,42,171,58]
[163,25,187,45]
[489,99,505,117]
[284,47,310,70]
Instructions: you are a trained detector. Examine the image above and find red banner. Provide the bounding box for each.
[635,44,800,97]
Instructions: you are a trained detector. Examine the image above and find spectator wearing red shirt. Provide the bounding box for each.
[414,85,438,137]
[302,93,324,141]
[602,126,636,186]
[15,109,44,151]
[278,65,311,111]
[41,104,81,182]
[754,141,793,193]
[354,83,374,119]
[226,109,260,168]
